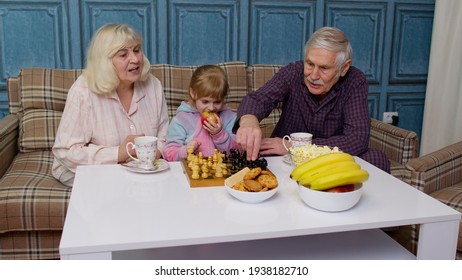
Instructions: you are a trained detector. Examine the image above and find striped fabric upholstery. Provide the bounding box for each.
[0,230,62,260]
[370,119,418,182]
[0,151,71,259]
[370,119,419,164]
[246,64,283,138]
[18,68,82,152]
[0,115,18,178]
[405,141,462,257]
[7,77,20,114]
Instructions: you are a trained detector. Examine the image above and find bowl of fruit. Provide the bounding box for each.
[298,183,364,212]
[290,152,369,212]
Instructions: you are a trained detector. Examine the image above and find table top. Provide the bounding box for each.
[60,156,460,256]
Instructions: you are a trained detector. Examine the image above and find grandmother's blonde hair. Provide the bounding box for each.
[83,23,151,95]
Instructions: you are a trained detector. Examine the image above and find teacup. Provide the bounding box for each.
[125,136,158,169]
[283,132,312,151]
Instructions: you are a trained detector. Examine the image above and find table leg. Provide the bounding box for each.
[416,220,459,259]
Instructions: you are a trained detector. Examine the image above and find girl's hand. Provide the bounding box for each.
[186,140,201,152]
[203,114,223,135]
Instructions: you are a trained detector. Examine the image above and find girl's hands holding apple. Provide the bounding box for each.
[201,111,223,135]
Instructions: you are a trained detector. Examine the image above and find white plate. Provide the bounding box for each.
[122,159,170,174]
[282,154,292,165]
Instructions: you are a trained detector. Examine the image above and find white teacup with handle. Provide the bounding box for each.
[125,136,158,169]
[283,132,313,151]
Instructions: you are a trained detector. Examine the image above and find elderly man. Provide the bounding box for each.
[234,26,390,172]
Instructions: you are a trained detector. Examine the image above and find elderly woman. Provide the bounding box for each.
[52,23,169,186]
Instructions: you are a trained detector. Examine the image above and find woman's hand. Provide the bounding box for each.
[118,134,145,163]
[203,114,223,135]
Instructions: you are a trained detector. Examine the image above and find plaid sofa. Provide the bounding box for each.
[405,141,462,259]
[0,63,419,259]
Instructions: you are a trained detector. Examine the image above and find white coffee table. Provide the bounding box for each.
[59,157,460,260]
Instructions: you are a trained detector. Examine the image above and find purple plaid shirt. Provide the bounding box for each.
[237,61,390,172]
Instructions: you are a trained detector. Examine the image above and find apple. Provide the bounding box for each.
[201,111,218,125]
[325,184,355,193]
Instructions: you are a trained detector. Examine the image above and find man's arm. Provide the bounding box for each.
[235,114,262,160]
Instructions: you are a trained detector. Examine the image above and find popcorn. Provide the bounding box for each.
[288,144,340,166]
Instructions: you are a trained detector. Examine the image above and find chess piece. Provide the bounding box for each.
[212,153,218,170]
[201,162,210,179]
[187,148,194,161]
[221,165,228,176]
[191,164,200,179]
[215,163,223,177]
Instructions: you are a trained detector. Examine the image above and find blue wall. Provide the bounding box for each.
[0,0,435,139]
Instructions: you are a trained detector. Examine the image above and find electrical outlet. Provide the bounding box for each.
[383,112,398,124]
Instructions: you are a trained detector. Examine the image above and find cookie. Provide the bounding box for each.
[260,170,273,176]
[232,181,248,192]
[243,179,263,192]
[243,167,262,180]
[257,174,278,189]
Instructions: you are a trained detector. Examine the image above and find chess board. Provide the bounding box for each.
[180,159,229,187]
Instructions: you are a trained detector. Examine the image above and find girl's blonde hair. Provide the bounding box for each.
[189,65,229,101]
[83,23,151,95]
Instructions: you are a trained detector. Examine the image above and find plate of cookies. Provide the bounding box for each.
[224,167,278,203]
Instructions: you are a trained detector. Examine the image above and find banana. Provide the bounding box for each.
[290,152,355,181]
[309,168,369,191]
[298,161,361,186]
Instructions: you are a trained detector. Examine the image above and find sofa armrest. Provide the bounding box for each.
[0,114,19,178]
[405,141,462,195]
[369,118,419,164]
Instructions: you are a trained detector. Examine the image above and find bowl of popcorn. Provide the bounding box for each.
[224,167,278,203]
[288,144,341,167]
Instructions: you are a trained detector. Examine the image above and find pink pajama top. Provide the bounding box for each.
[52,74,169,186]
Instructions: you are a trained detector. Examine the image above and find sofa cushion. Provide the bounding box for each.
[429,182,462,251]
[246,65,283,138]
[0,151,70,233]
[18,68,82,152]
[150,61,247,120]
[0,230,62,260]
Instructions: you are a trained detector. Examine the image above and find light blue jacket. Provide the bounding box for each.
[163,101,238,161]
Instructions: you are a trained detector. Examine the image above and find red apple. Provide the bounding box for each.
[201,111,218,125]
[325,184,355,193]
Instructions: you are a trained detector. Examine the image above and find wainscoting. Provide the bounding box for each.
[0,0,435,140]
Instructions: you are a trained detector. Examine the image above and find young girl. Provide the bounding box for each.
[163,65,238,161]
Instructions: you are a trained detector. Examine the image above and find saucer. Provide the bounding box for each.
[122,159,169,174]
[282,154,292,165]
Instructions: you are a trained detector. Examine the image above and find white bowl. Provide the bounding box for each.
[298,183,363,212]
[224,167,278,203]
[225,185,277,203]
